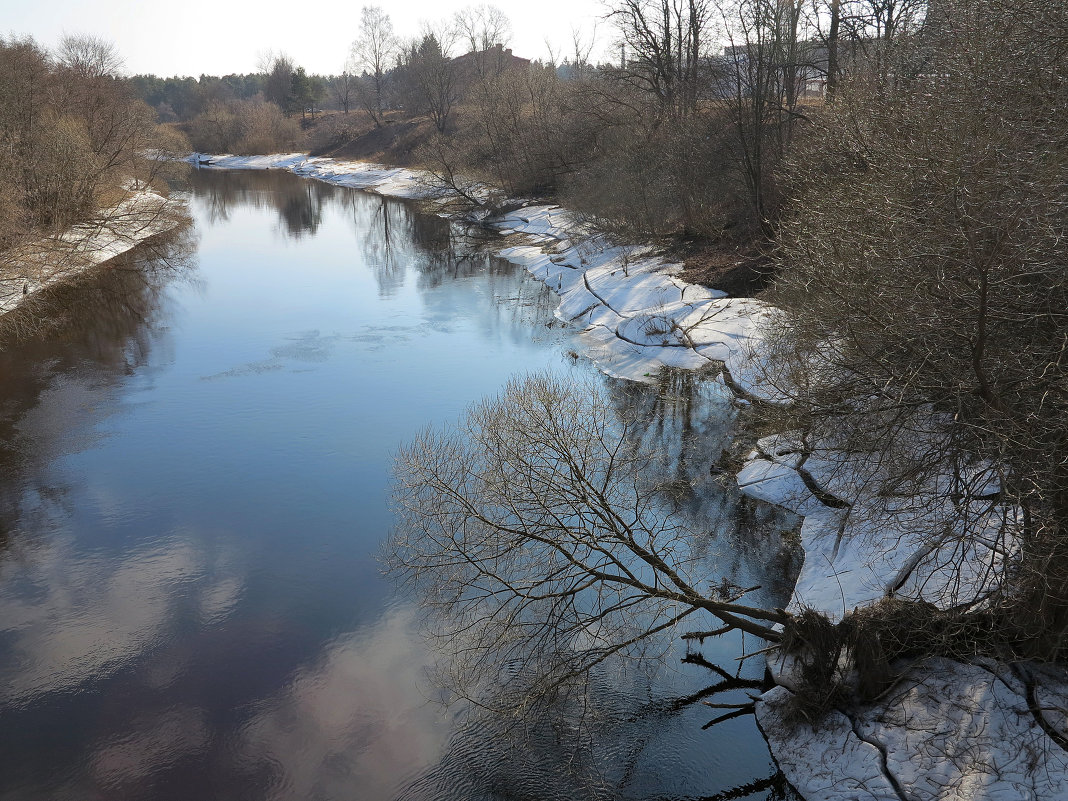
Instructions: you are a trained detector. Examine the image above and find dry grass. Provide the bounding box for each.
[304,110,436,166]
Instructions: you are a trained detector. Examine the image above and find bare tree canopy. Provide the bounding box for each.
[56,34,124,79]
[454,3,512,54]
[453,3,513,81]
[768,0,1068,657]
[329,71,357,115]
[608,0,712,121]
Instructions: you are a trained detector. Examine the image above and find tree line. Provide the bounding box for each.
[321,0,930,243]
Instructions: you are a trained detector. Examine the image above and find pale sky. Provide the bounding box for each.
[4,0,612,77]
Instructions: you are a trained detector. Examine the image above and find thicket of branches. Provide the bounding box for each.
[395,0,927,241]
[185,98,301,155]
[389,372,789,717]
[766,0,1068,664]
[404,0,776,237]
[0,34,185,257]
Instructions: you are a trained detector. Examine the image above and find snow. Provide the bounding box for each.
[737,401,1065,799]
[757,686,902,799]
[736,428,1017,622]
[496,239,777,385]
[758,659,1068,801]
[2,187,181,316]
[730,323,1063,799]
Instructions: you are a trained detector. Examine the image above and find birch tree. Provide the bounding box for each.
[350,5,398,126]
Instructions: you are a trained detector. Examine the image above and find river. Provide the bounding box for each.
[0,168,798,801]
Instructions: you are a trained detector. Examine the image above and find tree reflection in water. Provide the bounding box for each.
[394,370,801,801]
[0,225,198,544]
[187,168,330,237]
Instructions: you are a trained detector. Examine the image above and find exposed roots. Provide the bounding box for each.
[777,597,1064,722]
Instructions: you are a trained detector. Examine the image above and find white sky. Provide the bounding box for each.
[5,0,613,77]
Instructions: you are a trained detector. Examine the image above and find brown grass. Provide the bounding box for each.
[304,110,436,166]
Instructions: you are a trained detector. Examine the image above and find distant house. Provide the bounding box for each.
[711,40,831,99]
[451,44,531,87]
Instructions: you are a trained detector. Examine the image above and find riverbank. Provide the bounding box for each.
[189,152,775,392]
[1,185,185,320]
[189,152,1068,800]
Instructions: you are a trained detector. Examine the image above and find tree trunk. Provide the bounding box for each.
[827,0,841,99]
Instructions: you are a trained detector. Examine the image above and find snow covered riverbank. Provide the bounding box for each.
[190,152,775,391]
[189,152,1068,800]
[1,185,183,317]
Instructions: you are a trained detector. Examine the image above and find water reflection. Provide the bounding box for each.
[188,170,562,351]
[0,228,198,540]
[604,371,800,602]
[91,705,214,793]
[239,605,450,801]
[0,534,242,708]
[393,370,800,801]
[187,168,331,236]
[0,170,795,801]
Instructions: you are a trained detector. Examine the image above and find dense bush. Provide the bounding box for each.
[185,99,300,155]
[767,0,1068,657]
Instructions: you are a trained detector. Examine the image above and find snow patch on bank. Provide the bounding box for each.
[737,433,1014,620]
[497,237,772,385]
[738,429,1051,799]
[189,153,776,391]
[2,187,181,316]
[734,450,1068,800]
[758,660,1068,800]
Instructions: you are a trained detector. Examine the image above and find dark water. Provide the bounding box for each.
[0,169,798,801]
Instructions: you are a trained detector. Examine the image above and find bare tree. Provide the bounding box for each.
[56,34,123,80]
[0,36,52,253]
[861,0,926,40]
[798,1,928,105]
[388,373,786,714]
[815,0,843,98]
[350,5,398,127]
[608,0,713,122]
[0,34,188,335]
[454,3,513,80]
[717,0,810,233]
[329,71,357,115]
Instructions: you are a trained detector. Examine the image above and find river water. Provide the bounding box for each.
[0,169,798,801]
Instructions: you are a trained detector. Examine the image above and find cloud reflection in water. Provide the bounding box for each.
[0,535,242,708]
[238,604,450,800]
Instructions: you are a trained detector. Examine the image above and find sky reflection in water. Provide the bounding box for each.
[0,169,796,801]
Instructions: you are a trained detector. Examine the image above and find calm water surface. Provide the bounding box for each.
[0,170,797,801]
